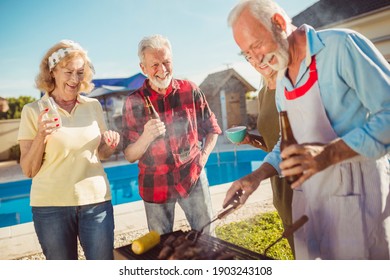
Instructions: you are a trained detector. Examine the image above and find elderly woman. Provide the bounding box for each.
[238,63,294,256]
[17,40,120,260]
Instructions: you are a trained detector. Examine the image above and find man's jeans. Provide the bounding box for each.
[32,200,114,260]
[143,170,214,234]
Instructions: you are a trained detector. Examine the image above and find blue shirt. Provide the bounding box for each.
[265,24,390,173]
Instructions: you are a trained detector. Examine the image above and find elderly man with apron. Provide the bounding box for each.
[225,0,390,260]
[276,25,390,259]
[283,54,389,259]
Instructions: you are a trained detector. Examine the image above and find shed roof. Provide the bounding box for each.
[292,0,390,28]
[200,68,256,97]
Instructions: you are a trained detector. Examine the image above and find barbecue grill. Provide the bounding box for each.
[114,230,273,260]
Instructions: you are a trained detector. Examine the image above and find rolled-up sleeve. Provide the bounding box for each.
[339,32,390,158]
[121,94,144,151]
[264,143,282,174]
[195,88,222,139]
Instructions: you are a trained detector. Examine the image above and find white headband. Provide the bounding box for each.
[48,40,83,71]
[48,48,73,70]
[47,40,95,74]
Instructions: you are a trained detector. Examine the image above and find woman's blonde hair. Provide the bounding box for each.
[35,40,95,94]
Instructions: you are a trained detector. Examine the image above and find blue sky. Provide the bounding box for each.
[0,0,318,99]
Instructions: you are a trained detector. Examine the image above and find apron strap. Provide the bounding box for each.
[285,56,318,100]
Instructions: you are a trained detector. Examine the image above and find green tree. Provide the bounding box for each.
[0,96,36,119]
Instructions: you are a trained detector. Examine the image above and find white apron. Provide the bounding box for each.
[284,56,390,260]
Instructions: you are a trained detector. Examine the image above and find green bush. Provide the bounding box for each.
[215,211,294,260]
[1,96,37,120]
[9,144,21,162]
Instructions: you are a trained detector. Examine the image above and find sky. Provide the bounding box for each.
[0,0,318,99]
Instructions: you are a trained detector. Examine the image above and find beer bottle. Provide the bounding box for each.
[145,96,165,137]
[279,111,302,184]
[145,96,160,120]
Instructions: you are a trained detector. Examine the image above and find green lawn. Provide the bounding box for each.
[215,211,294,260]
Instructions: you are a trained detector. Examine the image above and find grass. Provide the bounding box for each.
[215,211,294,260]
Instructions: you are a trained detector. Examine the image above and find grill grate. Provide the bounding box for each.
[115,230,272,260]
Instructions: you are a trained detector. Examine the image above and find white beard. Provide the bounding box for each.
[149,73,172,89]
[267,30,290,80]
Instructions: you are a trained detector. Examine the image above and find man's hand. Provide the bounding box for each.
[280,139,358,189]
[222,172,262,207]
[143,118,166,142]
[280,143,325,189]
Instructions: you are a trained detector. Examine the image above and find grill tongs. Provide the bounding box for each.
[263,214,309,257]
[186,189,243,244]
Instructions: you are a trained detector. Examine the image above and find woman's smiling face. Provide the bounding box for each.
[52,56,85,97]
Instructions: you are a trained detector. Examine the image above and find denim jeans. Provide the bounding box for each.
[143,170,214,235]
[32,200,114,260]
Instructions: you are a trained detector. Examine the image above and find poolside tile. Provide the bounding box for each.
[0,226,11,239]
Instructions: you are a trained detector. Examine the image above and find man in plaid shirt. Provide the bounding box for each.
[122,34,222,234]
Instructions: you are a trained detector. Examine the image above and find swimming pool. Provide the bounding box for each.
[0,149,266,228]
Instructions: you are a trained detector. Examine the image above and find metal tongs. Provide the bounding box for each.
[186,189,243,244]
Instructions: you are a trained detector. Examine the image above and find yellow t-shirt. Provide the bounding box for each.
[17,94,112,206]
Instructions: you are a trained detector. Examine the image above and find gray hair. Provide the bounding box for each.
[227,0,291,33]
[138,34,172,64]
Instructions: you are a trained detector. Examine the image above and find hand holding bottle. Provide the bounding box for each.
[145,95,166,139]
[279,111,329,188]
[37,97,61,133]
[279,111,302,184]
[144,118,166,142]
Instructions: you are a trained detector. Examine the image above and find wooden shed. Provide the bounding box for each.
[199,68,256,133]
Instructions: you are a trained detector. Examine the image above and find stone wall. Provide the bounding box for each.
[0,119,20,161]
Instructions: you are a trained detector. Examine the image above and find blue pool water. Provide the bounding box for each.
[0,149,266,228]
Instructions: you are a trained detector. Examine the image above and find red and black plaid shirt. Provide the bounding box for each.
[122,79,221,203]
